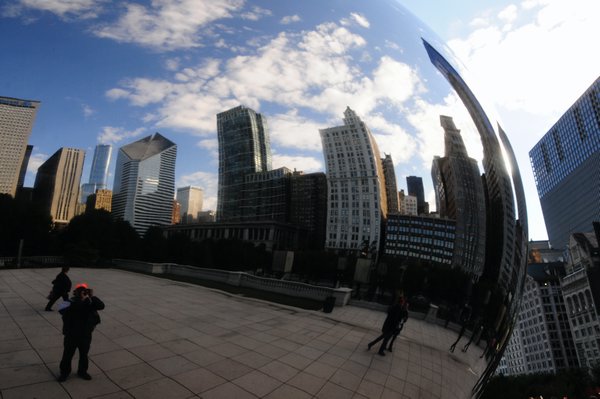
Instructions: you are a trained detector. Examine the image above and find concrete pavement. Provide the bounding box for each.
[0,268,485,398]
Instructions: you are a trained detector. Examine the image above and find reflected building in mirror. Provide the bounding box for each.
[432,115,486,280]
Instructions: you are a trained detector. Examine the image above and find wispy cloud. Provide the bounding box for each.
[280,14,300,25]
[92,0,244,51]
[3,0,104,20]
[82,104,95,117]
[97,126,145,145]
[240,5,271,21]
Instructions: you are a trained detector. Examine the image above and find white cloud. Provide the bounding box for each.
[27,152,48,173]
[350,12,370,28]
[498,4,518,24]
[165,58,180,71]
[178,171,218,210]
[280,14,300,25]
[272,154,322,173]
[106,17,426,173]
[268,111,323,152]
[4,0,103,19]
[92,0,244,51]
[240,5,271,21]
[82,104,95,117]
[448,0,600,119]
[97,126,145,145]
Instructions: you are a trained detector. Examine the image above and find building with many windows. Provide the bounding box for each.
[0,96,40,197]
[432,115,486,279]
[112,133,177,235]
[561,224,600,369]
[398,190,418,216]
[383,214,455,267]
[320,107,388,254]
[217,105,271,222]
[85,189,112,213]
[176,186,204,223]
[240,167,291,223]
[499,262,578,376]
[33,147,85,224]
[530,77,600,250]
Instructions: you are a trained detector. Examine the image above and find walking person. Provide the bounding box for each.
[386,298,409,352]
[45,267,71,311]
[367,295,405,356]
[57,283,104,382]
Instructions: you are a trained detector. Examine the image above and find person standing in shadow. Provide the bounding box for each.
[57,283,105,382]
[45,267,71,311]
[367,295,405,356]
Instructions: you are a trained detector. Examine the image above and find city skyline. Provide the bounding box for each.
[1,1,599,241]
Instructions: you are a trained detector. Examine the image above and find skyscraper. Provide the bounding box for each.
[33,147,85,224]
[176,186,204,223]
[432,115,486,278]
[0,96,40,196]
[530,77,600,250]
[217,105,271,222]
[111,133,177,235]
[381,154,399,213]
[290,171,327,250]
[80,144,112,203]
[406,176,426,215]
[320,107,388,253]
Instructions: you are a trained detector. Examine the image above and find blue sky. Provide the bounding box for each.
[1,0,599,242]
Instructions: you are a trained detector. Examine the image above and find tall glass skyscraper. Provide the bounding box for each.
[0,96,40,196]
[80,144,112,203]
[111,133,176,235]
[216,105,272,222]
[530,77,600,250]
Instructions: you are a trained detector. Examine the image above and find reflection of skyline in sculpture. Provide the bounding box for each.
[423,38,520,297]
[422,38,527,397]
[431,115,486,279]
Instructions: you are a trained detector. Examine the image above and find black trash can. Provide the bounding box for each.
[323,296,336,313]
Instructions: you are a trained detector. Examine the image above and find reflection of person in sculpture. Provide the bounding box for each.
[449,304,472,353]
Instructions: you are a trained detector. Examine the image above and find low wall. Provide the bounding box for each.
[112,259,352,307]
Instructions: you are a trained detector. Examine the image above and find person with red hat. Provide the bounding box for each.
[57,283,104,382]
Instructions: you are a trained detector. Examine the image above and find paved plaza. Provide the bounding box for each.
[0,268,486,399]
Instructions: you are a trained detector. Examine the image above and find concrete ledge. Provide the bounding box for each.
[113,259,353,306]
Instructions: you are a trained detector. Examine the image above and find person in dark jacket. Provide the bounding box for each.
[45,267,71,311]
[367,295,405,356]
[57,283,104,382]
[386,298,409,352]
